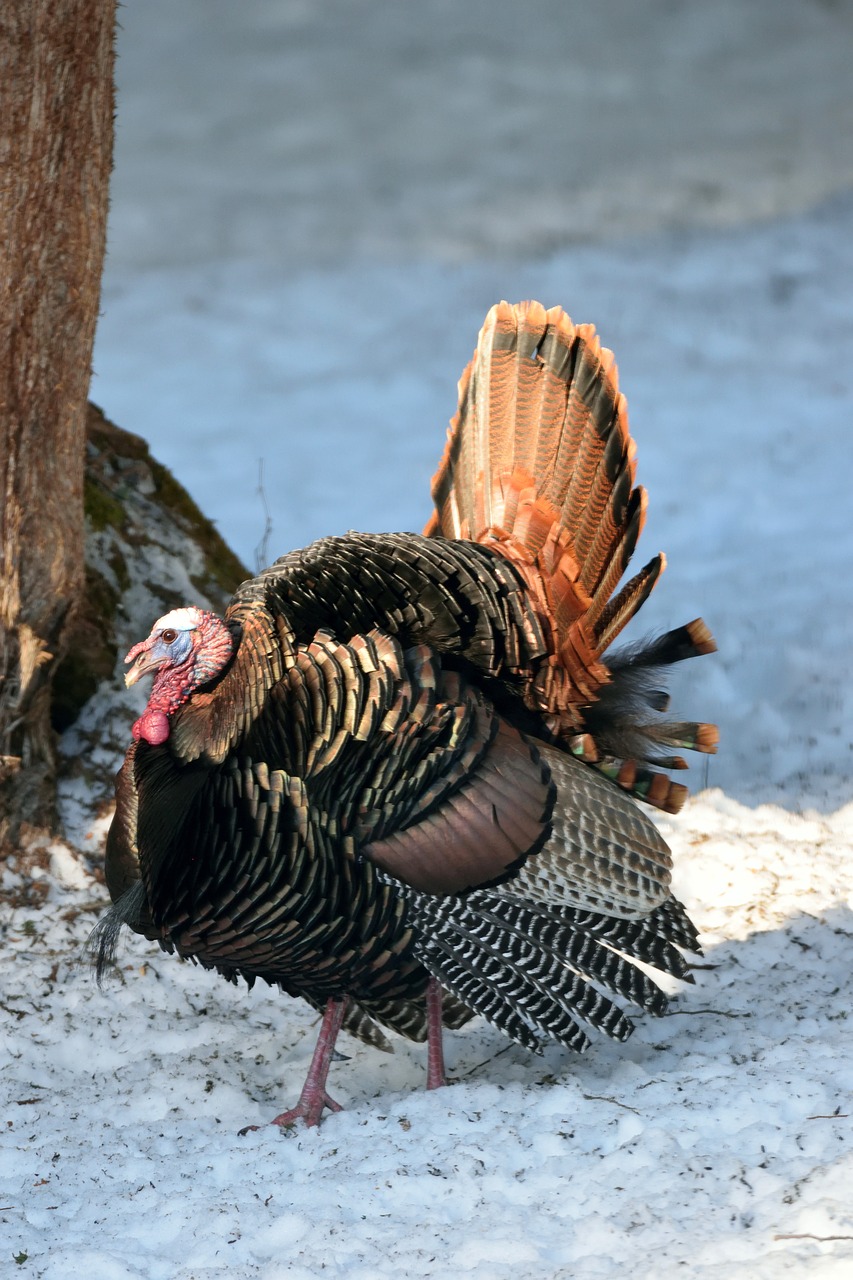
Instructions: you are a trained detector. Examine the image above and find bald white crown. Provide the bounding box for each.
[153,607,205,632]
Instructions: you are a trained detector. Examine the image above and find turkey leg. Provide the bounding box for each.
[240,996,350,1132]
[426,976,447,1090]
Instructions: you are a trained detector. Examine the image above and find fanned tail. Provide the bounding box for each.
[426,301,716,813]
[427,301,653,653]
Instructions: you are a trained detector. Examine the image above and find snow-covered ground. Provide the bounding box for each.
[2,796,853,1279]
[4,2,853,1276]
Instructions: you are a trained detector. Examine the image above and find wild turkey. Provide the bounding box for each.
[95,301,717,1129]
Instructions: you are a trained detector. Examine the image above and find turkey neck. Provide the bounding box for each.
[164,609,289,766]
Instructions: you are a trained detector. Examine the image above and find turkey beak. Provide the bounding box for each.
[124,645,160,687]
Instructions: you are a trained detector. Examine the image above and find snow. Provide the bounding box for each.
[4,797,853,1277]
[4,2,853,1277]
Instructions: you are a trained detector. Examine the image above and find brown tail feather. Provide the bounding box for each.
[593,551,664,652]
[427,302,659,697]
[595,757,690,815]
[426,301,716,812]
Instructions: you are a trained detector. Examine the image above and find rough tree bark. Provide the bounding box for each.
[0,2,117,843]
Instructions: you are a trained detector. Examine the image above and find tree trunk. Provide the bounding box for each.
[0,2,116,843]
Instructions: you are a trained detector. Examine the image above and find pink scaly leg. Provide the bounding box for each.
[426,976,447,1090]
[239,996,350,1134]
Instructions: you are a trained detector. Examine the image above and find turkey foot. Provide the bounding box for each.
[426,976,447,1090]
[239,996,349,1134]
[267,1086,343,1131]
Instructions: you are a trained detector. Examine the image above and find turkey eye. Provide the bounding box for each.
[161,629,178,644]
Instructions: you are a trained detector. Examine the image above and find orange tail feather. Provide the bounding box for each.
[425,301,717,812]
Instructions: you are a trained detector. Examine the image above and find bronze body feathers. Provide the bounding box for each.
[101,302,717,1117]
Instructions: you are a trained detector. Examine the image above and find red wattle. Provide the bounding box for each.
[132,709,171,744]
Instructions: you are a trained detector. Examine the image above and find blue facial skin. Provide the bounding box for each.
[153,626,195,669]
